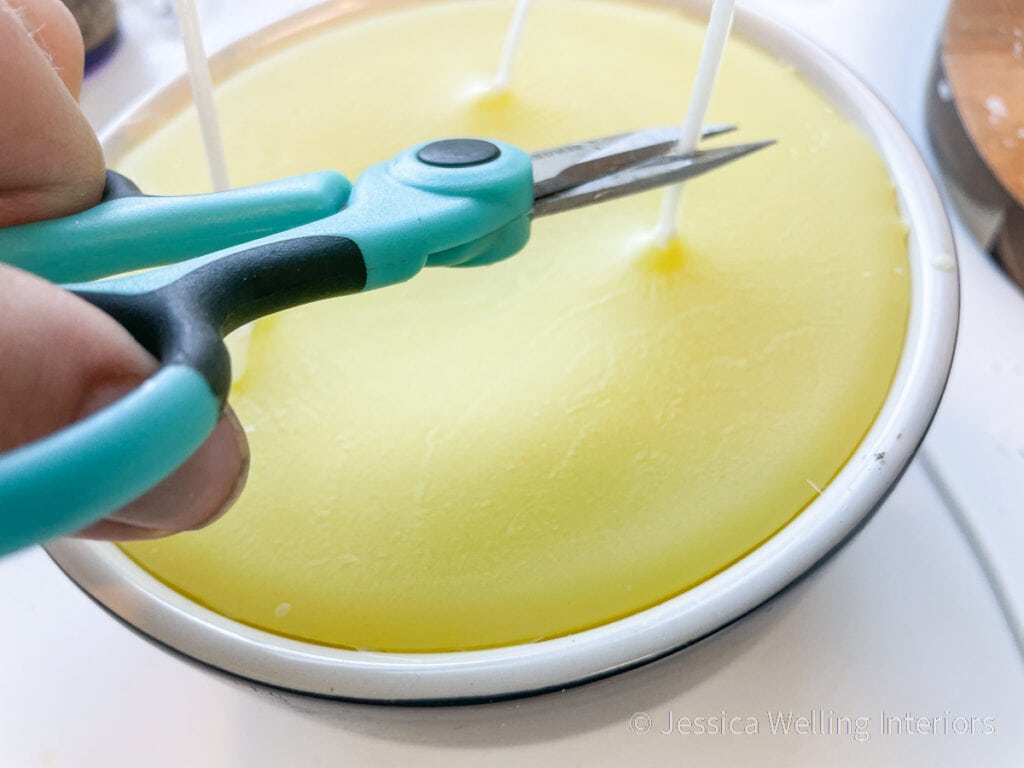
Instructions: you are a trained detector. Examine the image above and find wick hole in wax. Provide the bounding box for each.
[461,79,531,138]
[630,232,687,276]
[467,83,516,110]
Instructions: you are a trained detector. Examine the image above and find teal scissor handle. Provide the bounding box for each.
[0,170,352,283]
[0,367,220,553]
[0,138,533,556]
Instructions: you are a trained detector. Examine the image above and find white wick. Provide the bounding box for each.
[173,0,231,192]
[489,0,534,93]
[652,0,736,247]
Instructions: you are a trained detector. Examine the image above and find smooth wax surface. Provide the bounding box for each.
[120,0,909,651]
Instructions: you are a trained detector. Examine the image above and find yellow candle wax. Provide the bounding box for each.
[119,0,909,652]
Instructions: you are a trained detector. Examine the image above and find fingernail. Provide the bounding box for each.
[107,409,250,533]
[75,377,140,420]
[74,519,175,542]
[194,408,251,529]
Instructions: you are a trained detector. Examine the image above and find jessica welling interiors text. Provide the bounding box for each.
[627,710,997,743]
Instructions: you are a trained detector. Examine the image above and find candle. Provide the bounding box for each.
[119,0,908,652]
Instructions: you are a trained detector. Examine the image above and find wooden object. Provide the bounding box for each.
[942,0,1024,207]
[942,0,1024,285]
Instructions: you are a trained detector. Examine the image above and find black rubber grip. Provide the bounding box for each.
[101,170,144,201]
[74,235,368,402]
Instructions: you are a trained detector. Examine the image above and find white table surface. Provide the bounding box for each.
[2,1,1022,765]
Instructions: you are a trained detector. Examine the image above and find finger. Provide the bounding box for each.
[0,0,104,226]
[6,0,85,97]
[0,265,154,449]
[75,519,174,542]
[0,264,250,536]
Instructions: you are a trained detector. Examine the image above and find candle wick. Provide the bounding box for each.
[652,0,736,247]
[489,0,534,94]
[174,0,231,192]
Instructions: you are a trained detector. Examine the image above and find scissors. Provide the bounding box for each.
[0,126,771,554]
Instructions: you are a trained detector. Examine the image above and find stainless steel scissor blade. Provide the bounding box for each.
[531,124,736,199]
[532,138,775,218]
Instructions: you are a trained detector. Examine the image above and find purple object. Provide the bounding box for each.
[84,24,120,73]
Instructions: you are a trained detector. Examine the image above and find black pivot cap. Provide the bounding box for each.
[417,139,501,168]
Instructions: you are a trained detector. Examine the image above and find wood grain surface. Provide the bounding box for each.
[943,0,1024,206]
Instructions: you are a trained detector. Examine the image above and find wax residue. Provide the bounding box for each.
[634,234,686,275]
[118,0,909,653]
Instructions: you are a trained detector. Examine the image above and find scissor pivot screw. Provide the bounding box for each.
[417,139,501,168]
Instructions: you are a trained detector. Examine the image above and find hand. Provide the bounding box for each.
[0,0,248,541]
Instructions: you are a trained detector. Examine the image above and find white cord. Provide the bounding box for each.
[490,0,534,93]
[652,0,736,246]
[918,448,1024,663]
[173,0,231,191]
